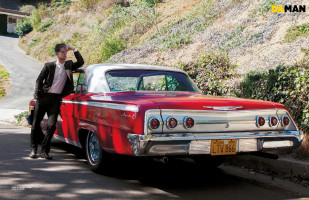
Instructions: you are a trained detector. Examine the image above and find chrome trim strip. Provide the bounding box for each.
[203,106,243,111]
[190,140,211,154]
[238,139,257,152]
[62,100,139,112]
[263,141,293,148]
[53,135,82,148]
[195,120,255,125]
[129,130,301,141]
[160,108,278,113]
[148,143,190,155]
[151,133,301,141]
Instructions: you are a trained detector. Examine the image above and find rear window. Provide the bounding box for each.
[105,70,199,92]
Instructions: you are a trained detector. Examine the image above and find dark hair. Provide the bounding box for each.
[55,43,66,52]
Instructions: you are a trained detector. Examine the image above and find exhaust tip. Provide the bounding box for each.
[153,157,169,165]
[162,157,168,164]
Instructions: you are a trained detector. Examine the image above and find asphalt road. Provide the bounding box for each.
[0,35,42,113]
[0,123,308,200]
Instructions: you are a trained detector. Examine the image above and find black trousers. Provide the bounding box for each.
[30,93,61,154]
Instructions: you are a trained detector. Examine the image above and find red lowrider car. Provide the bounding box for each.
[29,64,302,172]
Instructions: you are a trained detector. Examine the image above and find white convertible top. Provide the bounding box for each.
[86,63,185,73]
[85,63,193,93]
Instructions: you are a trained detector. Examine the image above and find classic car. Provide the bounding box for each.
[29,64,302,172]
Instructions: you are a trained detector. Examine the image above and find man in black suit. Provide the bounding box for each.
[30,43,84,159]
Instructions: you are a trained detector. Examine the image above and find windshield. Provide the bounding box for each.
[105,70,199,92]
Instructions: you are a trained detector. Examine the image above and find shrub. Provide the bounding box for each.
[86,2,157,63]
[14,111,29,124]
[19,5,36,13]
[176,52,239,96]
[0,64,10,99]
[101,35,127,61]
[48,44,56,57]
[258,0,276,16]
[38,19,53,32]
[144,0,163,7]
[0,65,9,80]
[284,23,309,43]
[51,0,71,8]
[14,18,33,36]
[239,59,309,133]
[30,8,42,30]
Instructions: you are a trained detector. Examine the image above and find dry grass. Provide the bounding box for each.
[139,0,202,42]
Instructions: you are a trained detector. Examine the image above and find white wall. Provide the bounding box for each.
[7,16,19,33]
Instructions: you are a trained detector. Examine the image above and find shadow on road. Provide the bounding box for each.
[51,139,224,182]
[51,140,304,200]
[0,128,305,200]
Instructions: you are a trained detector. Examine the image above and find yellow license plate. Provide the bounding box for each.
[211,139,237,155]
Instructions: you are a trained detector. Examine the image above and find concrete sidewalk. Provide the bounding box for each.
[226,155,309,181]
[0,108,27,122]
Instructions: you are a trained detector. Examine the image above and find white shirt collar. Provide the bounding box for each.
[56,61,65,68]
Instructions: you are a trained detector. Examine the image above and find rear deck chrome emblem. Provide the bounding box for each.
[203,106,243,111]
[121,113,131,118]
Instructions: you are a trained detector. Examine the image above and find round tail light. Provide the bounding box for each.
[184,117,194,129]
[149,118,160,130]
[256,116,265,127]
[281,116,290,126]
[167,117,178,129]
[269,116,278,127]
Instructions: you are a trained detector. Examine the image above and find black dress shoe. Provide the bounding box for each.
[40,153,53,160]
[29,150,37,159]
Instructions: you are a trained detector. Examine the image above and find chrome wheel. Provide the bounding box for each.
[86,131,104,169]
[88,133,101,164]
[85,131,111,173]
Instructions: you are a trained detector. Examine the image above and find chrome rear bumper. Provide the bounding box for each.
[127,131,303,156]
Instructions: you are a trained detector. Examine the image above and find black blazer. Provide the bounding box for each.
[34,51,84,99]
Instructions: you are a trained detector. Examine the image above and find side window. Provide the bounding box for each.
[73,72,80,89]
[166,75,185,91]
[137,74,185,91]
[141,75,167,91]
[76,73,86,93]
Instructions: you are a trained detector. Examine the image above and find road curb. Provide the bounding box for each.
[226,155,309,180]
